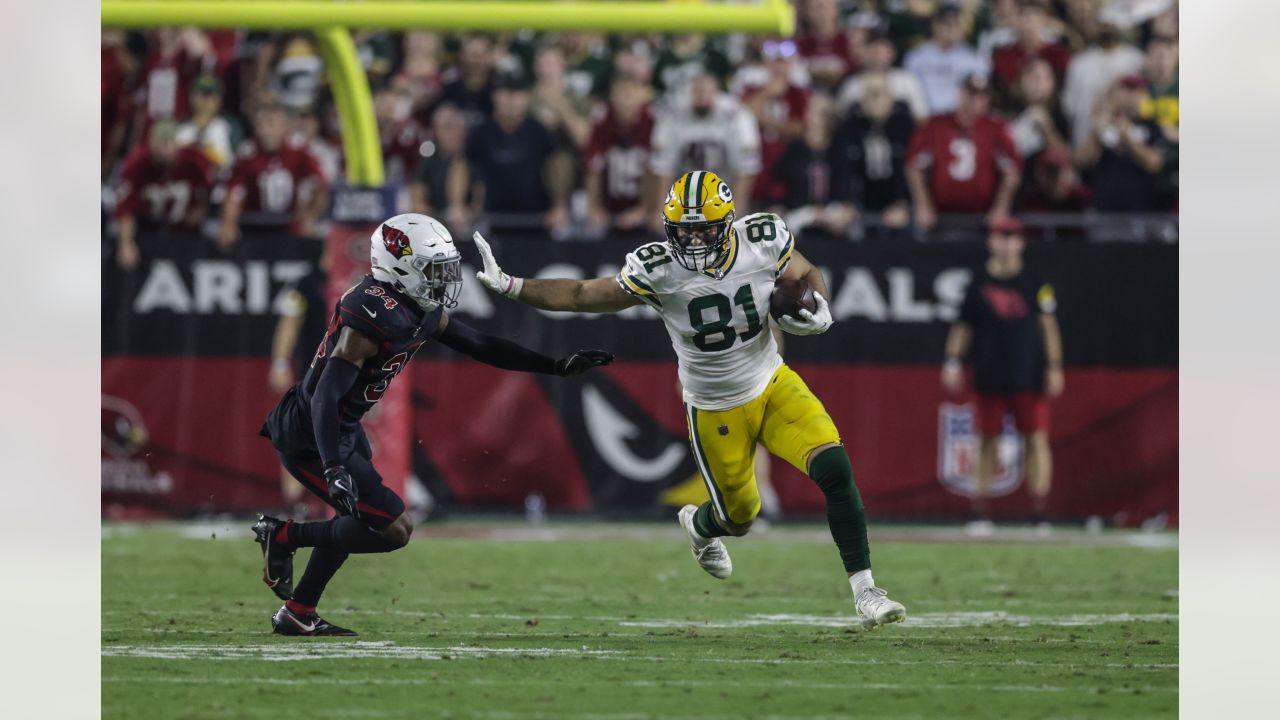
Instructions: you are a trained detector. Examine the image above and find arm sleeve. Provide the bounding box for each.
[584,117,606,175]
[310,356,362,469]
[994,120,1022,175]
[1036,281,1057,314]
[301,148,326,184]
[437,317,558,374]
[906,121,932,170]
[226,155,250,203]
[114,152,143,219]
[280,287,308,318]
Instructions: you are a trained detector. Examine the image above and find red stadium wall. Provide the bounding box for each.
[102,229,1177,525]
[102,356,1176,525]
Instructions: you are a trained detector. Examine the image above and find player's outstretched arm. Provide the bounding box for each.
[473,232,641,313]
[434,313,614,377]
[311,326,379,516]
[775,249,834,336]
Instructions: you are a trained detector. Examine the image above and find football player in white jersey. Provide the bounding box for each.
[473,170,905,627]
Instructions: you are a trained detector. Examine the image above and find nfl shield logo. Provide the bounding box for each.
[937,402,1023,498]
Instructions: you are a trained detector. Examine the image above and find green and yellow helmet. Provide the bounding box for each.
[662,170,736,272]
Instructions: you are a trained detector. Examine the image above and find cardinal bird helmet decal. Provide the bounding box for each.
[381,223,414,258]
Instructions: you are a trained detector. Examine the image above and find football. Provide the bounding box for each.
[770,276,818,321]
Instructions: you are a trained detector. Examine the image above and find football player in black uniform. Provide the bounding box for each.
[255,213,613,636]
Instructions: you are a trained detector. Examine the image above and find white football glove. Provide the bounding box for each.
[774,292,833,336]
[473,231,523,299]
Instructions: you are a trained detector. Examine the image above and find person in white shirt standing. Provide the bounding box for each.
[904,4,990,116]
[650,72,762,213]
[836,23,929,122]
[1060,21,1144,148]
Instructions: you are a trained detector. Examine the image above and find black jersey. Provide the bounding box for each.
[959,267,1057,394]
[298,274,442,433]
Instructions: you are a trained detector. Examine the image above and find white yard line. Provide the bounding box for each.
[616,611,1178,629]
[102,674,1175,694]
[101,642,1176,671]
[108,627,1148,646]
[106,609,1179,628]
[101,642,620,662]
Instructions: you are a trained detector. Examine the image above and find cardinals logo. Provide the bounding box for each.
[382,224,413,258]
[982,284,1028,320]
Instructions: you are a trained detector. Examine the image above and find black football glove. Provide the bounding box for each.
[555,349,615,377]
[324,466,359,517]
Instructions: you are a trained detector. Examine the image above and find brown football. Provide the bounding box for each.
[770,277,818,321]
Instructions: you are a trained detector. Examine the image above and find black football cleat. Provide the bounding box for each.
[252,515,295,601]
[271,605,358,637]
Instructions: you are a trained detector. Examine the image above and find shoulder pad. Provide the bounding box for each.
[337,280,417,340]
[616,241,675,306]
[736,213,793,272]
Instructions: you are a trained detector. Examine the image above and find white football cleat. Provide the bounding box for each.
[855,586,906,628]
[678,505,732,579]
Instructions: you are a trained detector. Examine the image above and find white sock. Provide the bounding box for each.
[849,569,875,596]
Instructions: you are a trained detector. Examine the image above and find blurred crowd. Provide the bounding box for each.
[101,0,1178,262]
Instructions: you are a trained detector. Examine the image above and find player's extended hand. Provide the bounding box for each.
[324,466,359,518]
[555,349,615,377]
[473,231,523,299]
[775,292,833,336]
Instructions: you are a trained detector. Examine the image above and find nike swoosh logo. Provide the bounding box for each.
[363,306,377,318]
[289,614,318,633]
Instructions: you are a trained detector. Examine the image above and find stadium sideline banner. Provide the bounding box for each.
[103,232,1176,525]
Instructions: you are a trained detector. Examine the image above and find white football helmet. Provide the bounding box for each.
[369,213,462,310]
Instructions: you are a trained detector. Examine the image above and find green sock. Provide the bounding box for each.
[692,501,729,539]
[808,446,871,573]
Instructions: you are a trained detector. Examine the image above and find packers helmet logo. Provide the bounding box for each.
[664,170,735,223]
[381,224,413,258]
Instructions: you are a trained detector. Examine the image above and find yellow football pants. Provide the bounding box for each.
[684,363,842,524]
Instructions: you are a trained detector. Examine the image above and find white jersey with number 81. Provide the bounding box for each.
[615,212,796,411]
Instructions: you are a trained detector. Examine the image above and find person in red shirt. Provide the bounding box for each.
[905,73,1022,232]
[584,73,656,234]
[219,102,329,248]
[375,80,429,185]
[739,38,811,208]
[991,0,1072,110]
[795,0,858,92]
[102,31,139,178]
[1018,147,1090,214]
[114,119,215,270]
[130,29,212,147]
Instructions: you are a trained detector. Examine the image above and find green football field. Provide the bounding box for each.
[102,521,1178,719]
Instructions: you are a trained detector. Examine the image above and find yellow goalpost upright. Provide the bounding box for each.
[101,0,796,187]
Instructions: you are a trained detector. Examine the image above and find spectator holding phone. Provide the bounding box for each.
[1074,75,1167,212]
